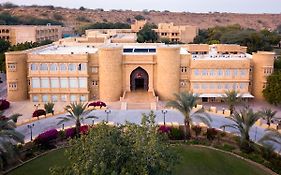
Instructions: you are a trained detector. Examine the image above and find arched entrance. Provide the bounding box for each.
[130,67,149,91]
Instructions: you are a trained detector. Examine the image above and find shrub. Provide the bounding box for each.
[79,6,86,11]
[80,125,89,135]
[34,129,58,147]
[88,101,106,108]
[206,128,218,141]
[32,109,46,118]
[76,16,91,22]
[135,15,145,20]
[65,127,76,138]
[191,125,202,138]
[0,99,10,110]
[168,127,184,140]
[44,102,54,115]
[158,125,171,133]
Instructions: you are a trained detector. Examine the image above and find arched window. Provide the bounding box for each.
[50,63,58,71]
[60,63,67,71]
[68,64,76,71]
[40,63,48,71]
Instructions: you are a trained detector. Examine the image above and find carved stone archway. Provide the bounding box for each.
[130,67,149,91]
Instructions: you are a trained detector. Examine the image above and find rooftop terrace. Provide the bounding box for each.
[32,45,98,55]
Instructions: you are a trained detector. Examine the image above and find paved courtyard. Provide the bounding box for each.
[16,109,281,152]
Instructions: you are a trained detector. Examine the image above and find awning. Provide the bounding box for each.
[194,93,254,98]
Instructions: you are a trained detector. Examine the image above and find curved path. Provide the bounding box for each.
[16,109,280,151]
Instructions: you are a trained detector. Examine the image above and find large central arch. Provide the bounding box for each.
[130,67,149,91]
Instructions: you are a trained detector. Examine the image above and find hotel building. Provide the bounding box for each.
[5,34,275,104]
[0,25,62,45]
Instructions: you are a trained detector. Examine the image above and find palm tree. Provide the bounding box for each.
[166,92,211,140]
[57,103,97,136]
[0,111,24,169]
[259,108,278,127]
[223,90,242,114]
[259,128,281,147]
[221,107,261,152]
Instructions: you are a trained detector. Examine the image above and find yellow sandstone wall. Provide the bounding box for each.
[252,51,275,100]
[156,46,180,100]
[5,52,28,101]
[98,47,123,102]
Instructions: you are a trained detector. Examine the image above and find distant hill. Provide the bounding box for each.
[1,5,281,31]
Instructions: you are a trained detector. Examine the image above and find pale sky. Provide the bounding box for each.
[2,0,281,13]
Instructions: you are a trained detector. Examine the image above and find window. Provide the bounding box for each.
[218,69,223,76]
[42,95,49,102]
[180,80,186,87]
[209,69,215,76]
[32,95,39,102]
[194,69,200,76]
[240,69,246,76]
[181,67,187,73]
[40,63,48,71]
[68,64,76,71]
[80,95,86,102]
[240,83,245,89]
[61,95,67,102]
[60,63,67,71]
[41,78,49,88]
[79,78,87,88]
[9,82,17,90]
[202,69,208,76]
[91,67,98,73]
[69,78,78,88]
[8,63,16,71]
[92,80,98,86]
[50,78,59,88]
[52,95,58,102]
[50,64,58,71]
[30,64,37,71]
[60,78,68,88]
[78,63,87,71]
[209,83,215,89]
[217,83,222,89]
[201,83,207,89]
[225,69,231,76]
[193,83,199,89]
[70,95,77,102]
[32,78,40,88]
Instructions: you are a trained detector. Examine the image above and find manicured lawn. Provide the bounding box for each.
[8,146,271,175]
[174,145,270,175]
[7,148,68,175]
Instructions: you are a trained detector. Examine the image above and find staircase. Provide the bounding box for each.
[121,90,158,110]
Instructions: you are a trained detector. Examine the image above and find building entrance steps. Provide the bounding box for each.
[120,90,158,110]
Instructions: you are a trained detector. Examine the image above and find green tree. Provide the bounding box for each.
[259,108,278,127]
[134,15,145,20]
[0,111,23,170]
[50,111,178,175]
[274,56,281,72]
[57,103,96,135]
[223,90,243,114]
[263,72,281,105]
[44,102,55,115]
[137,24,158,43]
[166,92,211,140]
[0,39,10,72]
[221,107,261,152]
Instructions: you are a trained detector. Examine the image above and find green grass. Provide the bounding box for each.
[174,145,270,175]
[8,146,271,175]
[7,148,68,175]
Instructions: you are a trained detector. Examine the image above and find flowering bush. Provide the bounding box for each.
[168,127,185,140]
[192,125,202,137]
[88,101,106,109]
[32,109,46,118]
[65,127,76,138]
[0,99,10,110]
[80,125,89,135]
[158,125,171,133]
[34,129,58,146]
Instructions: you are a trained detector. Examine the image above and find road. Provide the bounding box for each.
[16,109,280,151]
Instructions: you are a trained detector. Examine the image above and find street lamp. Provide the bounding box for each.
[92,119,95,126]
[105,108,111,123]
[27,123,35,141]
[161,109,168,126]
[34,104,40,110]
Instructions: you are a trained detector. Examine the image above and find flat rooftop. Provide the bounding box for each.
[32,45,98,55]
